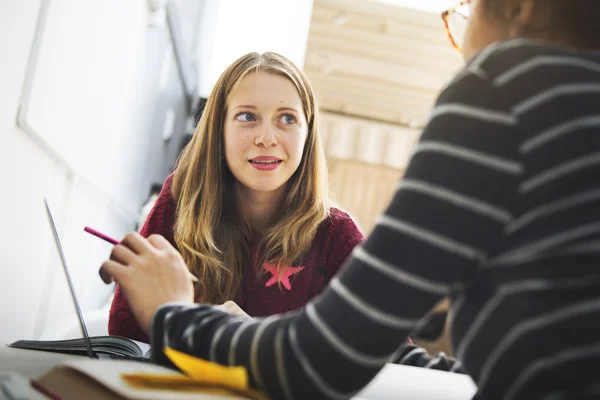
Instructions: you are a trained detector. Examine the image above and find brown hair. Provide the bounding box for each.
[171,52,329,304]
[485,0,600,49]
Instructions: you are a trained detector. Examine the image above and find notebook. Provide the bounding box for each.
[8,198,151,362]
[35,346,267,400]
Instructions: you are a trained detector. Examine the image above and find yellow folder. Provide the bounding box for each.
[121,347,266,399]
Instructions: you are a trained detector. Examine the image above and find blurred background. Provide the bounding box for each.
[0,0,460,353]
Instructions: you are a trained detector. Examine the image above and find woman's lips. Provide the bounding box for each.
[248,157,283,171]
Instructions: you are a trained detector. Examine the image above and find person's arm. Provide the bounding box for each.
[323,211,421,346]
[108,175,177,342]
[391,343,464,373]
[149,70,518,398]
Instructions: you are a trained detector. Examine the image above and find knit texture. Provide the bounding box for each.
[108,174,365,342]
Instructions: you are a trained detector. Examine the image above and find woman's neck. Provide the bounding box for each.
[236,183,286,232]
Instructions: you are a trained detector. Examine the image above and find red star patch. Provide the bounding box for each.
[264,263,305,290]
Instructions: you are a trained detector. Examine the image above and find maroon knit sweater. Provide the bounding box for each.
[108,174,365,343]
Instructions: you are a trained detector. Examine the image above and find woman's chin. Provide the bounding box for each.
[240,180,287,195]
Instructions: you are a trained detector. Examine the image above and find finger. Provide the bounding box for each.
[215,304,234,315]
[146,234,173,250]
[110,243,137,265]
[99,260,130,284]
[220,301,242,314]
[120,232,152,255]
[99,266,113,284]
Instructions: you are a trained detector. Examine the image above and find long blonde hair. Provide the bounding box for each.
[172,52,329,304]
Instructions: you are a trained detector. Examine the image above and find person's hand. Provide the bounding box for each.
[216,300,250,318]
[99,232,195,333]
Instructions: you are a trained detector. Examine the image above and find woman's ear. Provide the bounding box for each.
[506,0,538,38]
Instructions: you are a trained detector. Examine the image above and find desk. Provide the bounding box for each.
[0,347,477,399]
[0,346,81,378]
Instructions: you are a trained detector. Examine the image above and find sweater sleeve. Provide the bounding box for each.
[151,69,519,399]
[108,174,177,342]
[320,210,412,347]
[391,344,464,373]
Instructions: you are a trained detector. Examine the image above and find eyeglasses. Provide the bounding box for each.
[441,0,474,52]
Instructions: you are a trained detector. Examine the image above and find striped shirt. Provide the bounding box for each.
[151,39,600,400]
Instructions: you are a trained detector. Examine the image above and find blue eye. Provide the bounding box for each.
[235,112,256,122]
[281,114,296,125]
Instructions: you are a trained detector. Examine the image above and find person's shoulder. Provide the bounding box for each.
[152,173,175,203]
[162,172,175,192]
[147,173,177,219]
[325,206,357,225]
[320,207,365,241]
[328,206,352,220]
[311,207,364,271]
[139,174,178,242]
[464,38,587,84]
[437,39,580,110]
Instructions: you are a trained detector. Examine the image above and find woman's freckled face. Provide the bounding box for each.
[223,71,308,194]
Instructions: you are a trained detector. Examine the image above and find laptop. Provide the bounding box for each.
[42,198,151,362]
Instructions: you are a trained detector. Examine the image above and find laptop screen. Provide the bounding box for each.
[43,198,95,358]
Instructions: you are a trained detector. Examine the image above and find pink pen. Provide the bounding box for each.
[84,226,199,283]
[84,226,119,245]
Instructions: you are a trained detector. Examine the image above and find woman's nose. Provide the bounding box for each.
[254,123,278,147]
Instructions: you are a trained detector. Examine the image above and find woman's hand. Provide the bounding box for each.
[99,232,195,333]
[216,300,250,318]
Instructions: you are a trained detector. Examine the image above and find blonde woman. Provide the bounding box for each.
[108,52,365,343]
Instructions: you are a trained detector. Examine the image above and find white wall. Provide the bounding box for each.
[0,0,185,343]
[196,0,314,97]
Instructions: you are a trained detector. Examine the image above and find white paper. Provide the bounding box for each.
[353,364,477,400]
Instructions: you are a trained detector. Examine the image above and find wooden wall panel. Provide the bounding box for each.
[320,112,420,233]
[306,0,462,127]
